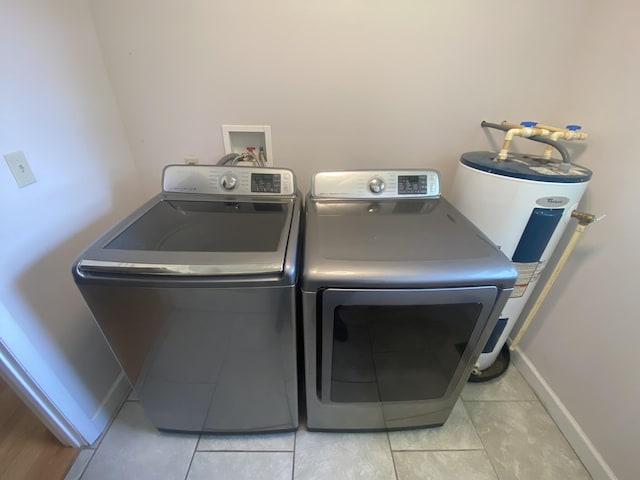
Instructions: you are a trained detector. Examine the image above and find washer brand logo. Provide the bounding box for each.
[536,196,570,207]
[171,186,197,191]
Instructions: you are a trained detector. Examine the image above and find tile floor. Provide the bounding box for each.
[65,366,591,480]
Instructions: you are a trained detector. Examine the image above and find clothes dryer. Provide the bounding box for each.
[301,170,516,431]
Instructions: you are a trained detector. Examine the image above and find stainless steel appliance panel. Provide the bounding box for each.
[73,166,301,433]
[78,283,297,432]
[77,195,295,277]
[301,169,517,431]
[302,197,516,290]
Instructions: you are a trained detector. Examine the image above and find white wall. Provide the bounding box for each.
[12,0,626,475]
[516,2,640,479]
[0,0,143,443]
[89,0,589,196]
[89,2,637,477]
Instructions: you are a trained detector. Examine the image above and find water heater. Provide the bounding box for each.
[450,150,592,373]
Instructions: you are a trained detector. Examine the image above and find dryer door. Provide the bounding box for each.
[319,287,498,404]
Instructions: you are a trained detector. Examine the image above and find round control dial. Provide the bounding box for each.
[368,176,385,194]
[220,174,238,190]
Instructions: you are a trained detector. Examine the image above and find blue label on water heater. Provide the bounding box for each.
[483,317,509,353]
[512,208,564,263]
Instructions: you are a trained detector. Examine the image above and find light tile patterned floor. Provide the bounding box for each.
[66,366,591,480]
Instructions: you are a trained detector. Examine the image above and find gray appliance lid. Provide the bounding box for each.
[302,196,517,290]
[105,199,287,253]
[76,195,296,276]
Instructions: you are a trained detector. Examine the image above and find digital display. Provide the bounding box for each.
[398,175,427,194]
[251,173,281,193]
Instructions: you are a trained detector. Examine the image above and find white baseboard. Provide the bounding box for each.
[89,372,130,444]
[511,348,617,480]
[0,337,85,447]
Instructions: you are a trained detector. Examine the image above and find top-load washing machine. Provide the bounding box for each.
[301,169,517,431]
[73,165,301,433]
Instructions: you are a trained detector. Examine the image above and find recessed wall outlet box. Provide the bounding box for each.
[221,125,273,166]
[4,150,37,188]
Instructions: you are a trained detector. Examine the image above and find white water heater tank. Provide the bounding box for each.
[449,151,592,370]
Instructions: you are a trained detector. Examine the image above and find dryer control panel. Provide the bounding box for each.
[312,169,440,199]
[162,165,296,196]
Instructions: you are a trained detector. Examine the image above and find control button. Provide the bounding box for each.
[369,177,385,194]
[220,174,238,190]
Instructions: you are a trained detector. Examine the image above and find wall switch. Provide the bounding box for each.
[221,125,273,166]
[4,150,36,188]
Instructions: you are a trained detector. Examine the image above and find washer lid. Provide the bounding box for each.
[461,151,592,183]
[76,196,295,276]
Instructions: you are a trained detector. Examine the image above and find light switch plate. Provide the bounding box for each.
[4,150,36,188]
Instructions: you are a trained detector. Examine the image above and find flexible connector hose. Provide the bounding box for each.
[543,129,587,160]
[481,121,571,166]
[217,152,261,166]
[217,153,243,166]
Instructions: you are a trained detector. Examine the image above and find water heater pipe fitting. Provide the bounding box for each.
[499,121,588,161]
[497,125,551,160]
[526,122,589,138]
[482,121,573,167]
[542,129,589,160]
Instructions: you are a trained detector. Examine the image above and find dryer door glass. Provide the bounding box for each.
[320,287,497,403]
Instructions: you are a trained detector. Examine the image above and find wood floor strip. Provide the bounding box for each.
[0,376,78,479]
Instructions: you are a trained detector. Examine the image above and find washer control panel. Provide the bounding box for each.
[312,170,440,199]
[162,165,295,196]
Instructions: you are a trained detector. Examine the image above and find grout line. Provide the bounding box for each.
[63,449,83,480]
[464,400,501,480]
[461,399,541,403]
[74,448,97,480]
[78,399,134,478]
[391,448,487,453]
[183,433,201,480]
[386,430,400,480]
[194,449,295,453]
[291,430,297,480]
[90,396,129,450]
